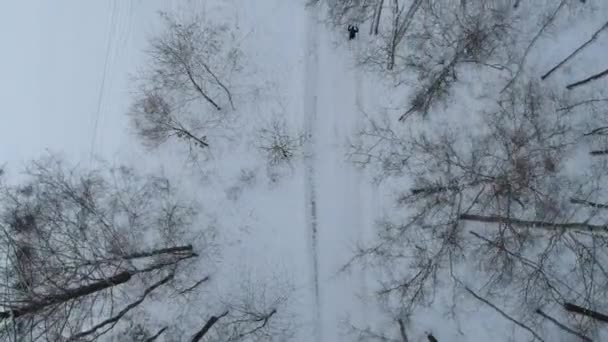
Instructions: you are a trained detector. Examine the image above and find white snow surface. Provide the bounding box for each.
[2,0,608,341]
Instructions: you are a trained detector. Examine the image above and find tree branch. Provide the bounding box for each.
[68,273,174,340]
[397,318,409,342]
[563,302,608,324]
[570,198,608,209]
[541,21,608,80]
[226,308,278,341]
[197,60,235,110]
[178,276,210,295]
[173,125,209,148]
[411,185,459,196]
[370,0,384,35]
[459,213,608,233]
[501,0,567,92]
[426,333,438,342]
[469,231,570,298]
[535,309,592,341]
[566,67,608,90]
[463,286,545,341]
[0,271,133,320]
[145,327,168,342]
[590,149,608,156]
[388,0,423,70]
[183,63,222,111]
[1,255,194,320]
[582,125,608,136]
[191,311,230,342]
[121,245,194,260]
[153,37,223,111]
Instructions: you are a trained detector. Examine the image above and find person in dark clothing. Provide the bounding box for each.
[348,24,359,40]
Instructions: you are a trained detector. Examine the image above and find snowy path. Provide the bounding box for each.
[303,5,373,341]
[303,4,323,342]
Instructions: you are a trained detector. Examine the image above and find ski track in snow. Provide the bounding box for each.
[352,39,370,323]
[307,11,374,340]
[304,4,323,342]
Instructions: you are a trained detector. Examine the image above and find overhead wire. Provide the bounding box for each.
[89,0,118,167]
[96,0,135,163]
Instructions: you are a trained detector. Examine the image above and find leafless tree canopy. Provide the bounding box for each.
[0,156,290,341]
[343,0,608,339]
[255,116,306,179]
[0,156,201,341]
[350,81,608,339]
[129,14,242,153]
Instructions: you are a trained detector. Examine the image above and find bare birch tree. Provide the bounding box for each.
[0,156,203,341]
[0,156,289,341]
[348,76,608,339]
[130,13,242,155]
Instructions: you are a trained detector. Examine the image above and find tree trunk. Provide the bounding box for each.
[0,271,132,320]
[563,302,608,323]
[459,213,608,233]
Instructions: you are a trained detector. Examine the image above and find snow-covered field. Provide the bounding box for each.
[2,0,608,341]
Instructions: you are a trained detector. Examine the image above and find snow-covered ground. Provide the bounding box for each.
[3,0,608,341]
[0,1,379,340]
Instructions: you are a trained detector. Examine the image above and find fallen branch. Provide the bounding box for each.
[566,68,608,90]
[563,302,608,324]
[535,309,592,341]
[542,21,608,80]
[191,311,230,342]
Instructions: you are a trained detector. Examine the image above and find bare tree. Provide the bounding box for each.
[130,13,242,153]
[324,0,424,70]
[0,156,289,341]
[348,76,608,339]
[324,1,515,74]
[130,91,210,150]
[329,0,608,339]
[324,1,600,124]
[395,1,514,119]
[322,0,376,26]
[201,270,296,342]
[0,156,202,341]
[254,116,306,182]
[256,117,305,168]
